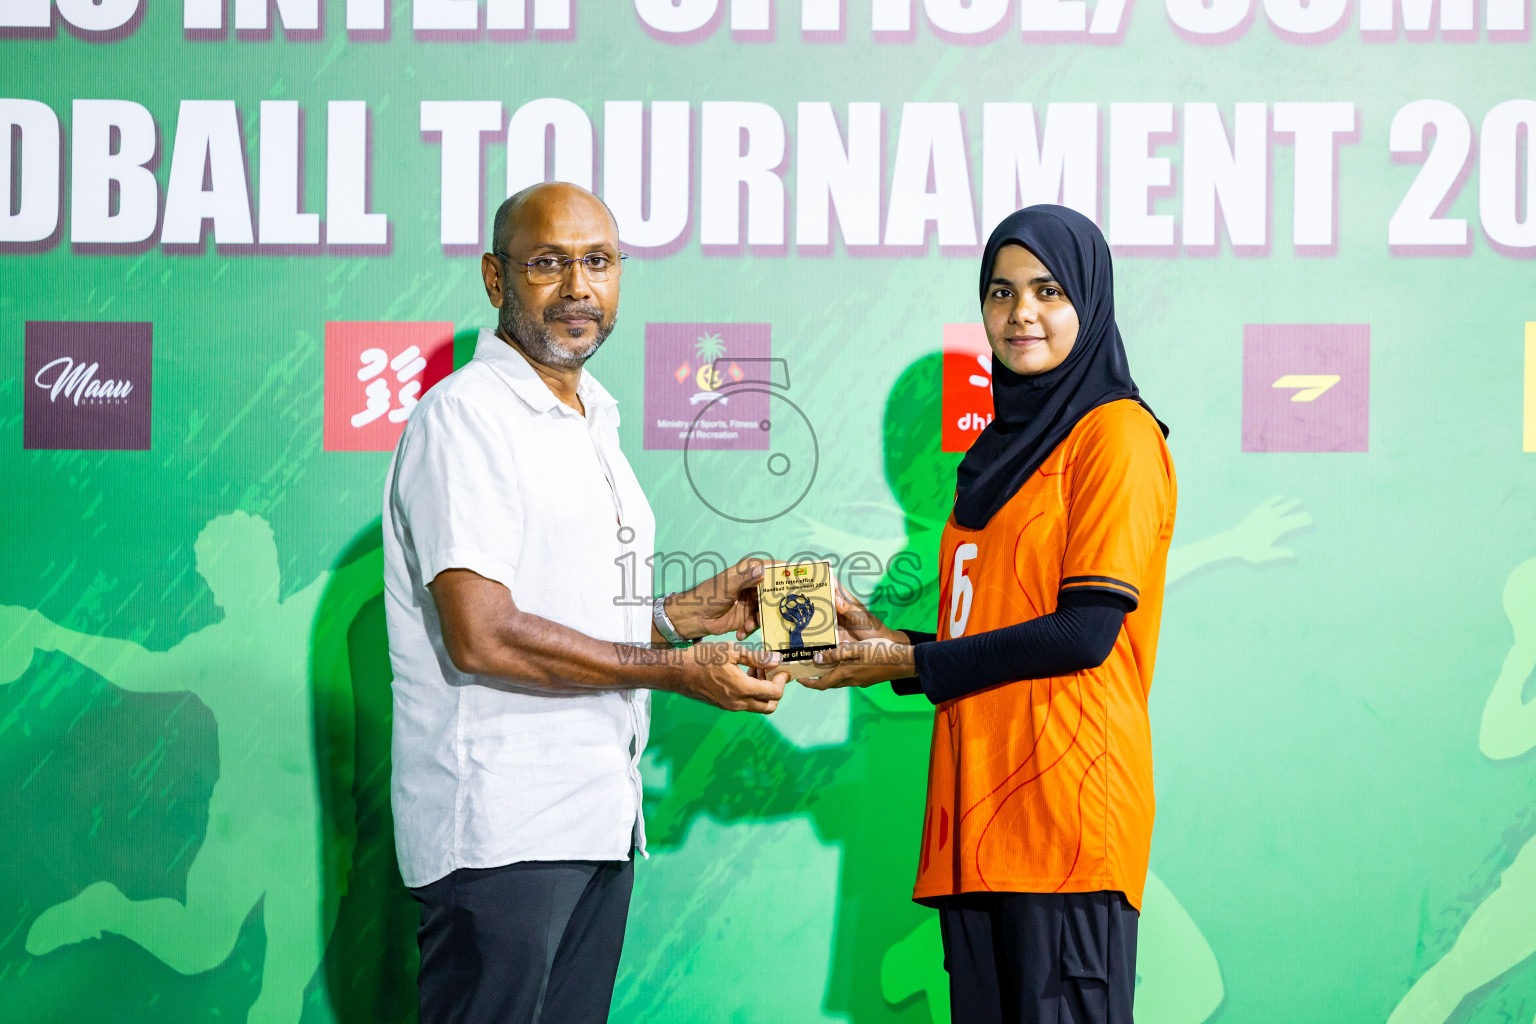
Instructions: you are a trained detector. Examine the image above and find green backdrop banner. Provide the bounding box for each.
[3,3,1536,1023]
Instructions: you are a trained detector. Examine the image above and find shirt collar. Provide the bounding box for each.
[473,327,619,423]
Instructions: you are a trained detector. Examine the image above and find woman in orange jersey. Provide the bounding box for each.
[805,204,1175,1024]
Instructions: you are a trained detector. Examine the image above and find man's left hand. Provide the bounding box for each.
[797,638,915,690]
[665,557,767,641]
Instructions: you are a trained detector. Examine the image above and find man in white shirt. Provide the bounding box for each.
[383,181,786,1024]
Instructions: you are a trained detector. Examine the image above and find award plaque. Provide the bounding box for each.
[758,559,838,677]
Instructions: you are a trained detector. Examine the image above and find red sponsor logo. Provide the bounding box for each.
[324,322,455,452]
[941,323,993,453]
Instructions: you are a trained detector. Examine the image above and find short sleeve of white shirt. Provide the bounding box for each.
[393,392,521,592]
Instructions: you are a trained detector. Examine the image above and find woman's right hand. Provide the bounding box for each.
[831,578,908,645]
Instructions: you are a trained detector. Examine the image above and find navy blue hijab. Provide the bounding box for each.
[953,205,1166,530]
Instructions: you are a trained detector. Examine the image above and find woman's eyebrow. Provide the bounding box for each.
[990,274,1058,287]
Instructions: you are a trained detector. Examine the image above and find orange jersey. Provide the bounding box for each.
[913,399,1176,911]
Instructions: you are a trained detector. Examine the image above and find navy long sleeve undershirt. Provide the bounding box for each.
[889,589,1133,705]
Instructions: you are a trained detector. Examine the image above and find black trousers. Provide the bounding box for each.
[938,890,1139,1024]
[409,858,634,1024]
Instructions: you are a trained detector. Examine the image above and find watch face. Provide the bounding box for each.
[757,560,836,657]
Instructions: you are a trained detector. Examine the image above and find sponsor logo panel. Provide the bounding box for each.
[1242,324,1370,453]
[24,321,153,451]
[643,323,771,451]
[941,323,993,453]
[323,321,455,452]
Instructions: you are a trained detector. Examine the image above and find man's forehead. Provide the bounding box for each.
[506,191,617,250]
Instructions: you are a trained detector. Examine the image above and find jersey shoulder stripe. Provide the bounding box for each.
[1061,574,1140,596]
[1059,574,1140,605]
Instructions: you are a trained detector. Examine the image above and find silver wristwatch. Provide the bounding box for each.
[652,595,696,648]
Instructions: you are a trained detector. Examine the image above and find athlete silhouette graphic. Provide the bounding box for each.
[0,512,369,1024]
[1386,555,1536,1024]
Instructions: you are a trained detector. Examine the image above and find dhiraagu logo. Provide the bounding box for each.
[941,323,994,453]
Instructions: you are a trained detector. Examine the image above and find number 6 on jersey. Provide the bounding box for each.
[948,543,979,638]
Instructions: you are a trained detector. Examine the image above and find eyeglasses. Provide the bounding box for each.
[495,250,628,285]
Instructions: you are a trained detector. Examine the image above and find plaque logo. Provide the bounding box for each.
[779,592,816,649]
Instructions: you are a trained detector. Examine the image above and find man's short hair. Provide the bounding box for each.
[490,182,619,257]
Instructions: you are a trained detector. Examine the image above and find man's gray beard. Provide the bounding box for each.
[500,295,615,370]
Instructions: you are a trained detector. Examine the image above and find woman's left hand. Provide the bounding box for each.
[799,638,916,690]
[830,578,907,644]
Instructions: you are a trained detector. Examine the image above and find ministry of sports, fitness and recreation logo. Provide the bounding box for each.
[643,323,771,451]
[24,321,153,451]
[941,323,994,453]
[323,322,455,452]
[1243,324,1370,453]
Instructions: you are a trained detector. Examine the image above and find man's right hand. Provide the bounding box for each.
[671,643,787,713]
[429,568,789,705]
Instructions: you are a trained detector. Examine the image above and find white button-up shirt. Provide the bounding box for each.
[383,328,656,888]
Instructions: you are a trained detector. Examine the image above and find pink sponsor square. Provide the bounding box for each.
[1242,324,1369,453]
[644,323,771,451]
[24,321,153,451]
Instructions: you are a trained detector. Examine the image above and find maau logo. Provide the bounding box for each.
[34,358,135,406]
[23,321,152,451]
[941,323,994,453]
[324,322,455,452]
